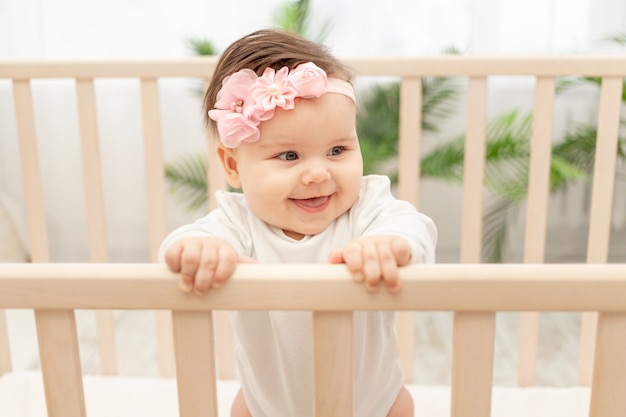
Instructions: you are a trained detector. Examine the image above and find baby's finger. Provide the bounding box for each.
[164,242,184,272]
[391,237,412,266]
[361,241,382,291]
[192,245,220,293]
[378,244,400,292]
[327,249,345,264]
[211,245,239,288]
[238,255,258,264]
[342,241,365,282]
[179,242,203,292]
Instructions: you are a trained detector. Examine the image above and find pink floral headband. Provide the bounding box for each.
[208,62,356,148]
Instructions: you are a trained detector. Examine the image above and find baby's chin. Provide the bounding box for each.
[281,224,329,241]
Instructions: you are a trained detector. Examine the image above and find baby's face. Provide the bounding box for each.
[224,92,362,240]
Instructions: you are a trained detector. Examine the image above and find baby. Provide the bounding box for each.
[160,29,437,417]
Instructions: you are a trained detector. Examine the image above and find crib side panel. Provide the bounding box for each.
[4,263,626,416]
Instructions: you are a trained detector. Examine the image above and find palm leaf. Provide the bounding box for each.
[357,73,463,175]
[421,109,593,262]
[273,0,331,43]
[165,153,208,213]
[185,37,216,56]
[600,32,626,46]
[422,76,463,133]
[481,195,521,263]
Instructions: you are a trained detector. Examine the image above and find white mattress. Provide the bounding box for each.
[0,371,591,417]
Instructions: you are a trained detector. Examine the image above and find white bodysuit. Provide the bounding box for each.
[160,175,437,417]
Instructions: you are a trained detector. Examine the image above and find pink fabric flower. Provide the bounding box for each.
[212,69,257,114]
[246,67,298,121]
[208,62,354,148]
[288,62,328,98]
[212,111,260,148]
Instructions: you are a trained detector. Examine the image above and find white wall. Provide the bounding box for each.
[0,0,625,262]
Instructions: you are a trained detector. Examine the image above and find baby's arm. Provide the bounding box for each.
[164,236,254,293]
[328,235,412,292]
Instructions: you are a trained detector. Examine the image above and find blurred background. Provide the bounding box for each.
[1,0,625,58]
[1,0,624,265]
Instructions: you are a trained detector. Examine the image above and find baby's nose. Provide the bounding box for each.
[301,164,331,184]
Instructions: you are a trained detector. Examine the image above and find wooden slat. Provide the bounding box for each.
[578,311,599,386]
[172,311,218,417]
[397,77,422,206]
[451,312,496,417]
[12,80,49,263]
[586,76,623,263]
[92,310,116,374]
[517,312,540,386]
[396,77,423,383]
[35,310,86,417]
[589,313,626,416]
[140,78,168,261]
[155,310,175,378]
[522,76,555,264]
[214,310,235,379]
[76,78,118,376]
[313,311,353,417]
[517,76,556,386]
[140,78,176,378]
[0,311,11,375]
[76,79,109,262]
[459,76,488,263]
[578,76,624,386]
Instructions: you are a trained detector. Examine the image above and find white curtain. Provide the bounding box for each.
[0,0,624,59]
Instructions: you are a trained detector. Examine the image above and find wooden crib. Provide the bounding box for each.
[0,56,625,417]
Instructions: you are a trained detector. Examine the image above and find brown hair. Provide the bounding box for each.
[204,29,353,136]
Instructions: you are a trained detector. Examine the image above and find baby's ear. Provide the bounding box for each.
[216,145,242,189]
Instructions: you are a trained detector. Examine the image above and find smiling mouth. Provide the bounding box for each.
[290,195,332,212]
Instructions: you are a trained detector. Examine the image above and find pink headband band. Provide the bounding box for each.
[208,62,356,148]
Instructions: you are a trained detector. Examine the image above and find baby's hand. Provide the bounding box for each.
[328,236,412,292]
[164,237,254,293]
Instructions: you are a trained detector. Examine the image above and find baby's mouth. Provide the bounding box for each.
[290,195,332,212]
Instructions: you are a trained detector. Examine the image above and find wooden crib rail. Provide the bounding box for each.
[1,262,626,417]
[3,263,626,311]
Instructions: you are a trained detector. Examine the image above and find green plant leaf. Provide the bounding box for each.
[185,37,217,56]
[272,0,331,43]
[165,153,208,213]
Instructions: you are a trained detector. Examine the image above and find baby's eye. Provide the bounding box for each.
[328,146,345,156]
[277,151,298,161]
